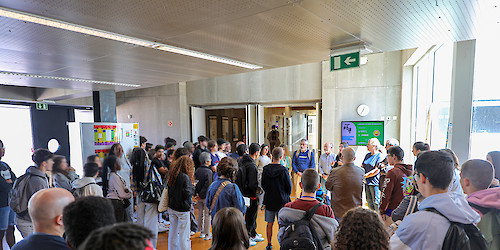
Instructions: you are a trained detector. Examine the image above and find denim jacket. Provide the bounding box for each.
[206,177,246,218]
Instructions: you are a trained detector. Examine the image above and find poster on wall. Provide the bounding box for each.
[81,123,139,163]
[341,121,384,146]
[209,116,217,140]
[232,118,239,141]
[222,117,229,141]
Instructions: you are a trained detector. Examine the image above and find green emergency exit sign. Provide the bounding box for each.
[36,102,48,110]
[330,52,360,71]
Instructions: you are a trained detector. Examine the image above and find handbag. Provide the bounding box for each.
[140,166,163,204]
[121,198,132,208]
[158,186,169,212]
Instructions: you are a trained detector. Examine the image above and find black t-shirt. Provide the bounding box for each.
[12,233,70,250]
[0,161,16,207]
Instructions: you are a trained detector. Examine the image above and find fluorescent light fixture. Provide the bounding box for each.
[0,7,263,70]
[0,71,141,87]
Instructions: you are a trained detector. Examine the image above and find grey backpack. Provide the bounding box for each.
[9,173,31,215]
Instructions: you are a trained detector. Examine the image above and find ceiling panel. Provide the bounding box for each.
[0,0,484,96]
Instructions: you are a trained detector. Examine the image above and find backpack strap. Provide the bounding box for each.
[404,195,418,217]
[423,207,451,221]
[210,181,231,212]
[304,202,324,221]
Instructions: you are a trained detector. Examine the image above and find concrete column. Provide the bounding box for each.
[93,90,117,122]
[448,39,476,163]
[246,104,258,144]
[178,82,190,142]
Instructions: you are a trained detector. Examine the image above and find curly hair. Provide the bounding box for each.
[334,207,389,250]
[173,147,190,160]
[167,155,194,187]
[217,157,238,181]
[78,222,153,250]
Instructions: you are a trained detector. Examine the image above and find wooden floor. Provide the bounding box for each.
[158,206,281,250]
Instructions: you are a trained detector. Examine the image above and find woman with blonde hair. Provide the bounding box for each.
[363,138,386,211]
[167,155,195,250]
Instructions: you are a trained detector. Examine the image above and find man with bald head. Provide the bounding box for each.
[325,147,365,220]
[12,188,74,250]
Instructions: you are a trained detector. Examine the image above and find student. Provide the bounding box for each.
[167,156,195,249]
[256,144,271,207]
[223,141,232,156]
[195,152,214,240]
[206,157,246,218]
[72,162,103,197]
[379,146,413,217]
[439,148,464,195]
[412,141,430,158]
[0,139,16,250]
[104,155,132,223]
[363,138,386,211]
[210,207,250,250]
[52,155,79,191]
[62,196,116,249]
[261,147,292,250]
[390,151,481,249]
[461,159,500,250]
[193,136,209,169]
[333,142,348,168]
[207,140,220,173]
[335,207,390,250]
[150,145,168,179]
[235,143,263,245]
[278,169,338,249]
[11,149,53,237]
[487,151,500,186]
[325,147,365,219]
[215,138,227,160]
[267,125,281,151]
[86,155,103,186]
[11,188,74,250]
[108,143,133,218]
[78,223,154,250]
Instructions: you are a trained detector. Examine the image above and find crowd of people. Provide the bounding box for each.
[0,134,499,250]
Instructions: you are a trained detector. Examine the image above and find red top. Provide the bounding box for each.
[284,198,335,218]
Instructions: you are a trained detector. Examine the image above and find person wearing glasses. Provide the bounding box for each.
[291,139,315,197]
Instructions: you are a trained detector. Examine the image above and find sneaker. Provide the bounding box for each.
[204,234,212,241]
[251,234,265,242]
[265,245,273,250]
[157,223,169,233]
[199,233,206,238]
[249,239,257,247]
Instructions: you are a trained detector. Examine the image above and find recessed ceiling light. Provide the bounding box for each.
[0,7,263,70]
[0,71,141,87]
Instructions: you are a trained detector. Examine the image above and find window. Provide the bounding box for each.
[0,105,34,177]
[412,43,453,150]
[470,35,500,159]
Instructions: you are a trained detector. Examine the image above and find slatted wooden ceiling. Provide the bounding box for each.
[0,0,489,92]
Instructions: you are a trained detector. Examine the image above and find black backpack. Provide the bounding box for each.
[424,208,487,250]
[280,203,323,250]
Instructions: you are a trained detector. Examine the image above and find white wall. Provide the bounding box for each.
[321,51,403,152]
[115,83,189,147]
[187,62,322,105]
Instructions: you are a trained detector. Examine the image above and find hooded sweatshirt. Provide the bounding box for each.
[467,187,500,250]
[261,163,292,211]
[380,163,413,214]
[235,154,259,198]
[390,192,481,250]
[72,177,103,197]
[278,204,338,250]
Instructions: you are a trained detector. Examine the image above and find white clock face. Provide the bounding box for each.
[357,104,370,117]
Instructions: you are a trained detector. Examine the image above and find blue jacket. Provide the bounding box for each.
[390,192,480,250]
[206,177,246,218]
[292,150,315,173]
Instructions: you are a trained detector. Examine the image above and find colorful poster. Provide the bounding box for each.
[94,125,119,146]
[341,121,384,146]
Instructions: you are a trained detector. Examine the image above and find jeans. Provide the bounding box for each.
[196,199,210,235]
[16,217,33,238]
[245,197,259,237]
[366,184,381,211]
[168,208,191,250]
[136,200,158,247]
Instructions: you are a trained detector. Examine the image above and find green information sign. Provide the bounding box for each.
[330,52,360,71]
[341,121,384,146]
[36,102,48,110]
